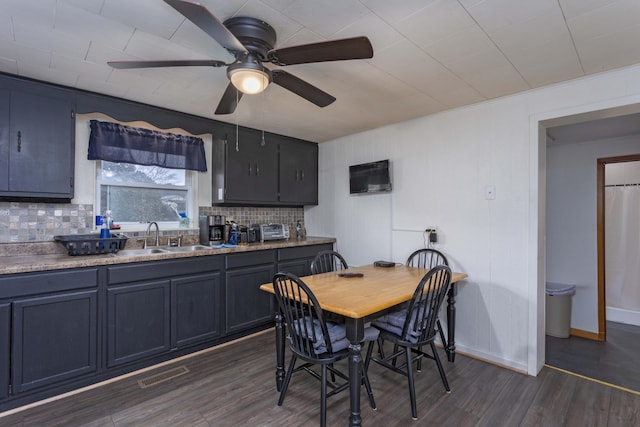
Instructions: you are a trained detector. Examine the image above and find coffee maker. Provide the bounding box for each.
[199,215,225,245]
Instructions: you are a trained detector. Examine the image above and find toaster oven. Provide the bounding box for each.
[259,223,289,241]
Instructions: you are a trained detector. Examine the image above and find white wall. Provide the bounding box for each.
[546,137,640,332]
[305,62,640,375]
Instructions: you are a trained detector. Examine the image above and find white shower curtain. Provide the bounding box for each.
[605,185,640,321]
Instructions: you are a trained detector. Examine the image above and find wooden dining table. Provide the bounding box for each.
[260,263,468,426]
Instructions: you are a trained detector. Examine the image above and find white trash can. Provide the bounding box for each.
[545,282,576,338]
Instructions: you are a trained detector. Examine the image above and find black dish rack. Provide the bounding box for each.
[54,233,128,256]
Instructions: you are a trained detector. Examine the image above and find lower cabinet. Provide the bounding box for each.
[107,280,171,367]
[12,290,98,393]
[225,251,276,334]
[0,244,333,411]
[106,256,223,368]
[277,243,334,277]
[172,273,222,348]
[0,303,10,400]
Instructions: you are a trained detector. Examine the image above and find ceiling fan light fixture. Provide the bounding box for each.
[228,63,271,94]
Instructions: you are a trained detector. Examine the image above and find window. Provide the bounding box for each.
[96,161,193,230]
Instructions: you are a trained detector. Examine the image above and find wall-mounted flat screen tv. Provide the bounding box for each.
[349,159,392,194]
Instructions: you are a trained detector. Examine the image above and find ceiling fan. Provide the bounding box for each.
[108,0,374,115]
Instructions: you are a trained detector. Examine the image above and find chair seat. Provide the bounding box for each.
[374,302,432,344]
[291,316,379,354]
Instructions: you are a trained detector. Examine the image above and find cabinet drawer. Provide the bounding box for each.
[107,255,222,285]
[277,244,333,262]
[225,250,275,269]
[0,268,98,299]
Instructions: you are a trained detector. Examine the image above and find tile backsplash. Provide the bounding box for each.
[0,202,305,244]
[198,206,305,233]
[0,202,94,243]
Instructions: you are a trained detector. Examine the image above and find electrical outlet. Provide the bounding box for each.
[424,227,437,233]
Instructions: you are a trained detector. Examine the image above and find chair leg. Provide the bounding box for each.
[405,346,418,420]
[320,364,327,427]
[362,343,377,410]
[430,342,450,392]
[364,340,374,372]
[436,318,448,353]
[278,355,297,406]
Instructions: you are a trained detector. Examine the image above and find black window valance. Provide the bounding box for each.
[88,120,207,172]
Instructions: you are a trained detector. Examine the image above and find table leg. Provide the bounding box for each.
[275,311,285,391]
[446,282,457,362]
[346,319,365,427]
[348,343,362,427]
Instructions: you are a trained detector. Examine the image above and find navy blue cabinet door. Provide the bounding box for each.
[225,264,275,334]
[107,280,171,367]
[0,303,9,399]
[0,90,9,192]
[6,90,74,198]
[11,290,98,393]
[171,273,222,348]
[279,140,318,205]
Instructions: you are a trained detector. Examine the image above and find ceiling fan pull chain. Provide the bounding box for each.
[261,88,266,146]
[235,89,240,152]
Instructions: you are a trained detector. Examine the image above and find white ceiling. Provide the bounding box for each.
[2,0,640,143]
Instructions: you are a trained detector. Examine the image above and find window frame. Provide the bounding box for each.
[95,160,197,232]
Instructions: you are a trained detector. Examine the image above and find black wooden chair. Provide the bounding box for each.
[272,272,378,427]
[406,248,449,366]
[310,250,348,275]
[365,265,452,420]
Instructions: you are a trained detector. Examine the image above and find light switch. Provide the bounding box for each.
[485,185,496,200]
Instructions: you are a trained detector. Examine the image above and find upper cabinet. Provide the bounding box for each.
[211,127,318,206]
[0,79,75,200]
[279,137,318,205]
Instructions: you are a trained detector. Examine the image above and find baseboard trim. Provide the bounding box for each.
[570,328,604,341]
[606,307,640,327]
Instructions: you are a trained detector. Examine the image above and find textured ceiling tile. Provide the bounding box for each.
[399,0,476,47]
[359,0,437,25]
[100,0,185,41]
[54,1,133,51]
[282,0,370,38]
[576,25,640,74]
[463,0,559,33]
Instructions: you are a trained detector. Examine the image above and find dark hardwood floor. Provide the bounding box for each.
[2,328,639,426]
[546,321,640,393]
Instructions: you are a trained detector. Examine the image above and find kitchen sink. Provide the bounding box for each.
[115,248,170,256]
[160,245,212,252]
[114,245,212,256]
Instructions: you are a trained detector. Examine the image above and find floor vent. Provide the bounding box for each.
[137,365,190,389]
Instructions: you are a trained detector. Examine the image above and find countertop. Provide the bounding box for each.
[0,237,336,275]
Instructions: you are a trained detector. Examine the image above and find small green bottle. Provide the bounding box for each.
[296,220,302,239]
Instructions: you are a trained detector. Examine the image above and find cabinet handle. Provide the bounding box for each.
[248,162,252,176]
[255,163,259,175]
[17,130,21,152]
[301,170,304,181]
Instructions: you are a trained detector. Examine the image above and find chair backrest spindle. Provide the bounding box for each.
[310,250,349,275]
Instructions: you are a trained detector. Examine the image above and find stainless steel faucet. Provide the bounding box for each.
[145,221,160,247]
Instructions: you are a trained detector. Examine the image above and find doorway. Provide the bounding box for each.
[598,155,640,337]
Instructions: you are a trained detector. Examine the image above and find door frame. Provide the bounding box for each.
[596,153,640,341]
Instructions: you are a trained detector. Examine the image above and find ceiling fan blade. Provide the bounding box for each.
[267,36,373,66]
[215,83,243,115]
[108,59,226,69]
[271,70,335,107]
[163,0,247,54]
